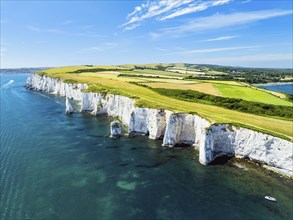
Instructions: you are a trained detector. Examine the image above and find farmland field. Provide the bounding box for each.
[142,82,220,96]
[122,69,186,78]
[201,80,246,86]
[214,84,292,106]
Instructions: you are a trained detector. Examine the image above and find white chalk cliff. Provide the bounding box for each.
[65,97,74,114]
[26,74,293,176]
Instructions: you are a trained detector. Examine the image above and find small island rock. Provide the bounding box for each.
[65,97,74,114]
[110,121,122,138]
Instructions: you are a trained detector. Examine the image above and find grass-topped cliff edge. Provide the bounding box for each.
[36,65,293,141]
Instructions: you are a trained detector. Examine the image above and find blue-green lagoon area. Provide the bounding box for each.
[1,71,293,220]
[257,83,293,95]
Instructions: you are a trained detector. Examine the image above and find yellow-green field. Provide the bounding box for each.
[214,84,292,106]
[37,66,293,141]
[201,80,246,86]
[122,69,186,78]
[142,82,221,96]
[167,68,205,75]
[167,66,228,75]
[137,79,291,106]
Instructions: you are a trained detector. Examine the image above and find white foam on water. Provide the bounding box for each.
[1,80,14,89]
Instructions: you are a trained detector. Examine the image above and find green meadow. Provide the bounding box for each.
[214,84,292,106]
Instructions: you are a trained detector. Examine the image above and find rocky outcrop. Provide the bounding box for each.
[65,97,74,114]
[26,73,293,176]
[110,121,122,138]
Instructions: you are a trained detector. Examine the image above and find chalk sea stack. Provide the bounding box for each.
[65,97,74,114]
[110,121,122,138]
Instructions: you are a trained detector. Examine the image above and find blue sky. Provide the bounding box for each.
[1,0,292,68]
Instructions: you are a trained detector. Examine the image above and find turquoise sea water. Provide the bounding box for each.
[1,72,292,220]
[258,83,293,95]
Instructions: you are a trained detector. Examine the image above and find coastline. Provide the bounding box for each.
[254,82,293,95]
[25,73,293,177]
[254,82,293,86]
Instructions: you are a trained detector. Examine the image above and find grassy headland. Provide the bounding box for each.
[36,65,293,141]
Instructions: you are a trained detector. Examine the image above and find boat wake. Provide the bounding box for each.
[1,80,14,89]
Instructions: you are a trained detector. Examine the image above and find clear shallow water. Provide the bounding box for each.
[1,72,292,220]
[258,83,293,95]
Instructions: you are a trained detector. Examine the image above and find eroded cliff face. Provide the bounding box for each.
[199,124,293,175]
[26,74,293,176]
[25,74,167,140]
[26,74,87,100]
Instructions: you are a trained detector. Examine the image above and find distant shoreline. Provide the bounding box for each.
[254,82,293,86]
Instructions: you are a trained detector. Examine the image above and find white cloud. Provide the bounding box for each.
[118,49,129,53]
[124,23,141,31]
[204,35,239,42]
[242,0,252,3]
[172,45,261,54]
[0,41,8,46]
[26,24,106,38]
[0,40,8,57]
[212,0,231,6]
[127,6,142,18]
[27,25,105,38]
[82,25,95,29]
[82,47,103,52]
[27,26,65,34]
[34,40,46,44]
[0,19,8,24]
[62,20,74,25]
[191,53,293,67]
[105,42,118,47]
[159,4,209,21]
[159,0,231,21]
[81,42,118,53]
[154,10,293,37]
[1,48,7,57]
[149,32,161,40]
[155,47,170,52]
[122,0,232,30]
[75,31,105,38]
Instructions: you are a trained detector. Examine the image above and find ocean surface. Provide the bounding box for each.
[258,83,293,95]
[1,70,293,220]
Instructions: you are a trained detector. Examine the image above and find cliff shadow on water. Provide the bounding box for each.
[208,155,233,165]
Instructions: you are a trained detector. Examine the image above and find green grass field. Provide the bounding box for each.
[214,84,292,106]
[36,66,293,141]
[122,69,186,78]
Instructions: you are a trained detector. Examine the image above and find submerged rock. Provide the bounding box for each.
[65,97,73,114]
[110,121,122,138]
[116,181,136,190]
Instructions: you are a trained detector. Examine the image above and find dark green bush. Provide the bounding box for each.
[151,88,293,119]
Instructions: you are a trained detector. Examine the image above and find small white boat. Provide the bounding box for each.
[265,196,277,202]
